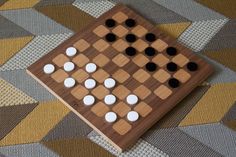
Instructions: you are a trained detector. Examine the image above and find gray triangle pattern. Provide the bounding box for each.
[42,112,92,141]
[111,0,189,24]
[0,15,33,39]
[0,8,72,35]
[1,33,73,71]
[153,0,227,21]
[143,128,223,157]
[0,143,59,157]
[180,123,236,157]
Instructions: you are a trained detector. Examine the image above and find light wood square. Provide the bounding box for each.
[72,54,89,67]
[52,54,69,67]
[51,69,68,83]
[91,102,110,117]
[112,102,131,117]
[112,69,130,83]
[131,25,148,37]
[93,25,110,37]
[112,39,129,52]
[154,85,172,100]
[153,69,171,83]
[131,39,148,52]
[151,39,168,52]
[112,119,132,135]
[112,85,130,100]
[152,54,169,67]
[133,69,150,83]
[133,85,151,100]
[132,54,149,67]
[112,11,128,23]
[172,54,189,67]
[92,85,109,100]
[134,102,152,117]
[71,69,89,83]
[71,85,88,100]
[112,54,130,67]
[73,39,90,52]
[173,69,191,83]
[112,25,129,37]
[93,39,109,52]
[92,69,109,83]
[93,54,110,67]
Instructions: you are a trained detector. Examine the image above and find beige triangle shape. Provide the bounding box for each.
[179,83,236,126]
[0,36,33,65]
[156,22,191,38]
[204,48,236,72]
[0,0,40,10]
[0,100,70,146]
[0,78,37,107]
[42,138,114,157]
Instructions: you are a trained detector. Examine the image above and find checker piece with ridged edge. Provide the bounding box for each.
[27,4,213,152]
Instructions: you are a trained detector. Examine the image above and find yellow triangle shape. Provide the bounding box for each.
[224,120,236,131]
[0,0,40,10]
[0,36,33,65]
[179,83,236,126]
[156,22,191,38]
[0,100,70,146]
[43,138,114,157]
[204,48,236,72]
[0,78,37,107]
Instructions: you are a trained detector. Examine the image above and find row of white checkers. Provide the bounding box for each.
[43,47,140,122]
[84,78,116,89]
[102,94,139,123]
[82,78,139,123]
[44,47,76,73]
[43,61,96,74]
[43,47,97,88]
[44,62,97,87]
[105,111,139,123]
[83,94,138,106]
[81,69,140,123]
[44,47,95,72]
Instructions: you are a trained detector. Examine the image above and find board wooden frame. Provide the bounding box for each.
[27,4,213,152]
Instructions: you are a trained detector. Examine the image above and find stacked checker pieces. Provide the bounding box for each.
[27,4,213,152]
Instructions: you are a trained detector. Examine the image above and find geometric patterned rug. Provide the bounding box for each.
[0,0,235,156]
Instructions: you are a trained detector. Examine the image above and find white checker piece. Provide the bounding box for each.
[66,47,77,57]
[64,77,76,88]
[83,95,95,106]
[86,63,97,73]
[126,94,138,105]
[105,112,117,123]
[84,79,96,89]
[104,78,116,88]
[127,111,139,122]
[43,64,55,74]
[64,62,75,72]
[104,94,116,105]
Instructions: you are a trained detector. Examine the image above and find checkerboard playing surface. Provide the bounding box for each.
[27,4,213,151]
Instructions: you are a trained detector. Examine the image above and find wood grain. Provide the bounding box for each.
[27,4,213,152]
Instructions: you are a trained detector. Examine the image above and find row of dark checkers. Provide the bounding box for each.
[104,18,198,88]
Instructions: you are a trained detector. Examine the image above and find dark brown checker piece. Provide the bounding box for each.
[27,4,213,152]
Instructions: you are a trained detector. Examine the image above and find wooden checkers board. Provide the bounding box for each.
[27,4,213,151]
